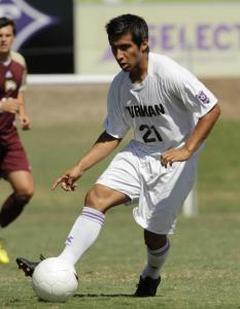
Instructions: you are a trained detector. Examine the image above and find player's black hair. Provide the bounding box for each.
[105,14,148,48]
[0,17,16,35]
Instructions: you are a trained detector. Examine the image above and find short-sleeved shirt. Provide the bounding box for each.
[0,51,27,145]
[104,52,218,153]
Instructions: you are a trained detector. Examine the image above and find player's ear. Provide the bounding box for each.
[141,40,149,53]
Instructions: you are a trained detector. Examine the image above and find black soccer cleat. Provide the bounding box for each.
[16,254,45,277]
[134,276,161,297]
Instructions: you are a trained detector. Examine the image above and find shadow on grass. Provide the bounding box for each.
[74,293,161,298]
[74,293,134,298]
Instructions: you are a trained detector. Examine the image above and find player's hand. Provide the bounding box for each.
[51,165,83,192]
[0,98,19,114]
[19,114,31,130]
[160,146,192,168]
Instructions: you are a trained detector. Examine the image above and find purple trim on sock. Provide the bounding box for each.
[150,241,170,257]
[82,209,105,220]
[81,211,105,224]
[82,213,104,224]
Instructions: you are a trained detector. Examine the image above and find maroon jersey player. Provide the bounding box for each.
[0,17,34,264]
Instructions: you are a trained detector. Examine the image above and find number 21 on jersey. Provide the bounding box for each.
[139,124,163,143]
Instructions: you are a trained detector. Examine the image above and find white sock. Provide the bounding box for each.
[141,239,170,279]
[58,207,105,265]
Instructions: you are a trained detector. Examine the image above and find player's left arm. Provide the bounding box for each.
[160,104,221,167]
[17,91,31,130]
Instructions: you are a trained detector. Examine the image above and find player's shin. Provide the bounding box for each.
[58,207,105,265]
[142,238,170,279]
[0,193,29,228]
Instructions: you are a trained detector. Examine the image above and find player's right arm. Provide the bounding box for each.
[53,74,127,192]
[52,130,121,191]
[0,98,19,113]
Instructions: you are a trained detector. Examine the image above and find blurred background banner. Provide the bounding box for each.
[75,3,240,77]
[0,0,53,50]
[0,0,74,73]
[1,1,239,77]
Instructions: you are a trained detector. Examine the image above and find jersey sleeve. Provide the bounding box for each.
[104,78,130,139]
[11,51,27,92]
[19,63,27,92]
[170,63,218,118]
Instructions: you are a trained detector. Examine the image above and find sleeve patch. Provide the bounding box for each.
[196,90,210,104]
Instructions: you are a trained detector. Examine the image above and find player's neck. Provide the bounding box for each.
[0,51,10,63]
[129,53,148,84]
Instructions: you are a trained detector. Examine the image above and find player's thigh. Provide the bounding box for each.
[134,155,198,235]
[156,160,196,231]
[7,170,34,196]
[96,144,141,203]
[1,139,31,173]
[85,183,129,213]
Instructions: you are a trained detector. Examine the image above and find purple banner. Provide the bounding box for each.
[0,0,54,50]
[102,22,240,62]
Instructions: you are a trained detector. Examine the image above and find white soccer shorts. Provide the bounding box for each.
[96,140,198,235]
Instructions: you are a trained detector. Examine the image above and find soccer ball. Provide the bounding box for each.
[32,257,78,302]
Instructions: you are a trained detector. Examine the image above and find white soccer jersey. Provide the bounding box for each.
[104,52,218,152]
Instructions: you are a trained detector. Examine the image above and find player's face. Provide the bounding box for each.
[0,25,15,54]
[110,32,148,72]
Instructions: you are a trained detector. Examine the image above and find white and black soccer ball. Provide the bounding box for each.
[32,257,78,302]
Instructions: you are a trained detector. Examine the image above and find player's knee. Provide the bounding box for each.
[14,187,34,204]
[84,188,108,212]
[144,230,167,250]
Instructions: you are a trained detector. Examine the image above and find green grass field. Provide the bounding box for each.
[0,118,240,308]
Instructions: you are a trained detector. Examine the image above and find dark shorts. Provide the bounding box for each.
[0,138,31,178]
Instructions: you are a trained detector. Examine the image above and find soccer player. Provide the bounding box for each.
[16,14,220,296]
[0,17,34,264]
